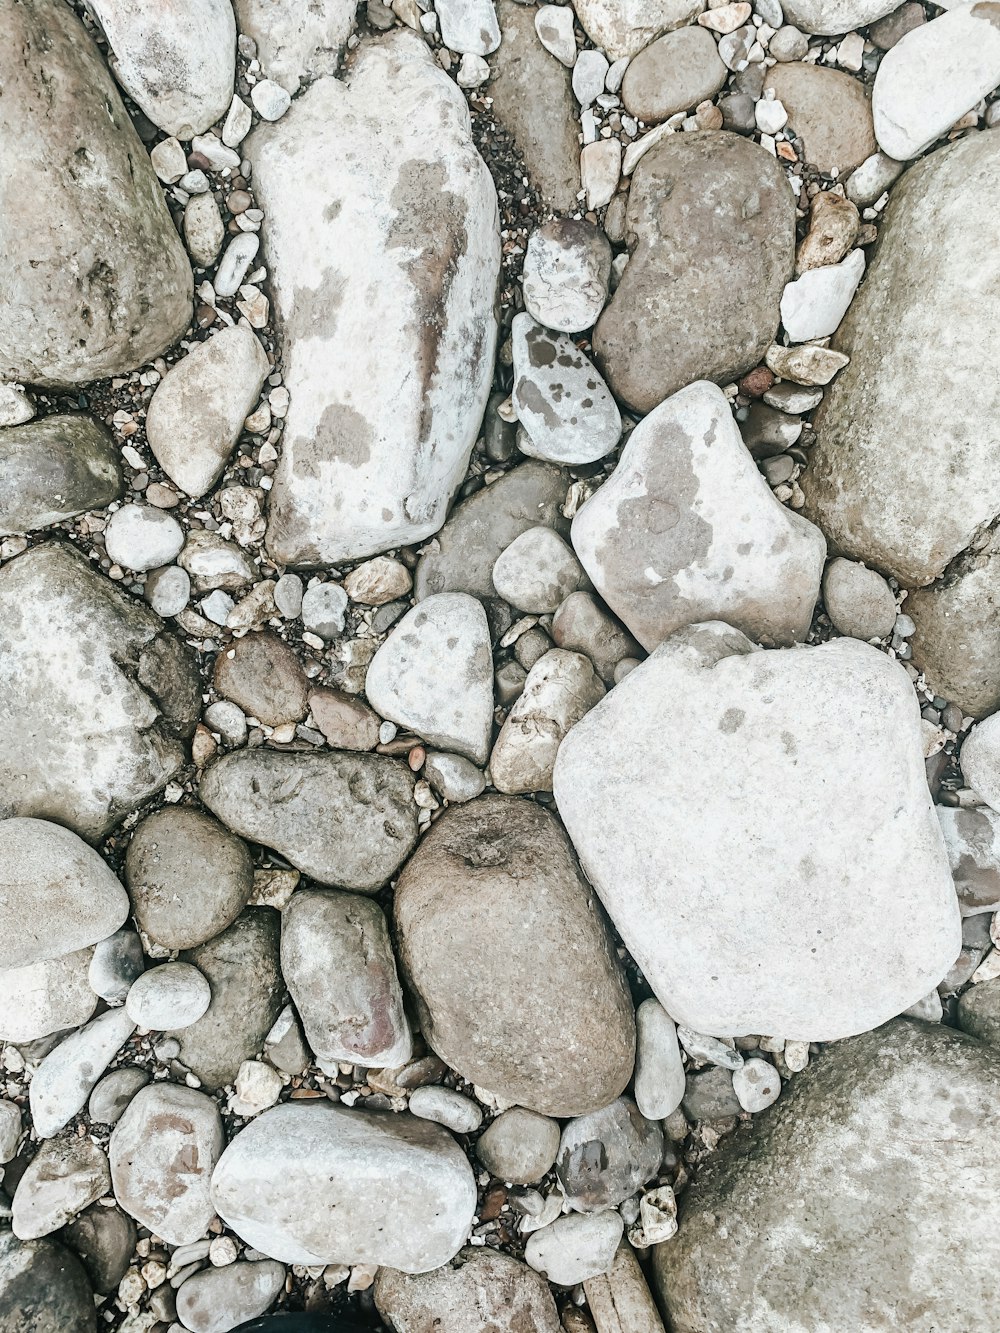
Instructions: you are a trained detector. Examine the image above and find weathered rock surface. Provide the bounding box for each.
[780,0,906,34]
[126,961,211,1030]
[476,1107,561,1184]
[30,1008,137,1139]
[557,1097,663,1213]
[0,1232,95,1333]
[525,1212,624,1286]
[375,1248,562,1333]
[522,219,612,335]
[634,998,686,1120]
[764,63,876,175]
[0,947,98,1044]
[175,1259,288,1333]
[61,1203,135,1296]
[12,1135,110,1241]
[908,550,1000,719]
[959,713,1000,813]
[574,0,707,60]
[822,557,897,641]
[233,0,356,94]
[958,979,1000,1047]
[213,631,309,727]
[621,27,727,123]
[939,805,1000,916]
[0,416,122,536]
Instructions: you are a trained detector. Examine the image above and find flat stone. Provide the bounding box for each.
[126,962,211,1030]
[553,624,960,1040]
[0,415,122,537]
[375,1248,561,1332]
[822,557,897,641]
[525,1212,624,1286]
[780,0,906,33]
[476,1107,561,1183]
[301,581,348,639]
[88,1067,151,1126]
[938,805,1000,916]
[551,592,641,685]
[556,1097,663,1212]
[574,0,707,61]
[908,549,1000,719]
[0,947,96,1044]
[764,64,876,175]
[233,0,357,95]
[633,998,686,1120]
[175,1260,287,1333]
[104,504,184,572]
[845,150,905,208]
[29,1008,137,1139]
[438,0,501,53]
[522,220,611,335]
[12,1136,110,1241]
[0,1232,95,1333]
[765,342,849,386]
[621,27,727,123]
[145,565,190,618]
[309,688,381,750]
[61,1204,135,1295]
[780,249,866,343]
[213,631,308,728]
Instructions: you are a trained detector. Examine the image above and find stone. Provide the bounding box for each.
[490,649,605,795]
[581,139,621,210]
[301,581,349,638]
[375,1248,561,1332]
[845,150,905,208]
[110,1083,224,1246]
[87,925,144,1006]
[423,752,487,803]
[765,342,849,386]
[437,0,501,53]
[215,234,259,297]
[621,28,727,123]
[211,1102,477,1271]
[213,632,309,727]
[553,624,961,1040]
[251,78,291,120]
[822,557,897,641]
[938,805,1000,916]
[801,134,1000,586]
[104,504,184,572]
[908,550,1000,719]
[180,529,257,592]
[594,133,794,414]
[732,1056,781,1112]
[394,795,635,1117]
[281,889,411,1067]
[253,32,499,566]
[524,1212,624,1286]
[344,557,413,605]
[88,1067,151,1126]
[488,1,582,213]
[273,573,304,618]
[556,1097,663,1212]
[535,4,577,65]
[0,383,35,427]
[12,1136,110,1241]
[574,0,707,60]
[230,1058,284,1117]
[583,1240,666,1333]
[0,0,192,388]
[232,0,357,95]
[145,326,270,499]
[682,1064,741,1120]
[769,23,808,59]
[511,315,621,466]
[551,592,641,685]
[634,998,686,1121]
[797,190,860,273]
[522,220,611,335]
[493,527,588,614]
[780,249,866,343]
[126,962,211,1030]
[365,594,494,764]
[175,1260,287,1333]
[0,948,96,1044]
[779,0,904,32]
[0,1232,95,1333]
[0,416,122,536]
[957,979,1000,1047]
[62,1204,135,1295]
[145,565,190,618]
[0,1100,20,1163]
[573,48,609,106]
[306,688,377,750]
[764,64,876,175]
[29,1008,137,1139]
[476,1107,561,1183]
[408,1086,483,1135]
[571,381,825,651]
[960,714,1000,812]
[264,1005,311,1077]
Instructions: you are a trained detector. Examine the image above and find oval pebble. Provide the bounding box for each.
[125,962,212,1031]
[407,1086,483,1134]
[732,1057,782,1112]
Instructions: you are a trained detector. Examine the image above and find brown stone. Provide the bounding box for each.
[213,631,308,726]
[764,64,876,175]
[308,688,380,750]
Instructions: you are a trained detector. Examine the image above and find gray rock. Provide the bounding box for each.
[869,0,924,48]
[522,220,612,335]
[184,191,225,268]
[780,0,905,34]
[200,750,417,890]
[556,1097,663,1212]
[764,63,876,175]
[493,527,589,615]
[88,1067,150,1126]
[960,713,1000,812]
[211,1102,477,1271]
[0,947,97,1044]
[594,134,794,415]
[845,150,905,209]
[655,1020,1000,1331]
[0,0,192,388]
[423,752,487,804]
[0,1232,95,1332]
[61,1203,136,1295]
[633,998,686,1121]
[682,1065,741,1121]
[88,928,144,1006]
[0,1100,21,1163]
[125,962,211,1031]
[732,1056,781,1112]
[309,688,381,750]
[822,557,897,641]
[12,1136,109,1241]
[104,503,184,572]
[233,0,356,95]
[908,551,1000,719]
[524,1211,624,1286]
[145,564,191,619]
[213,631,309,727]
[551,592,642,685]
[476,1107,561,1184]
[438,0,501,53]
[574,0,706,60]
[0,416,122,537]
[374,1248,561,1332]
[938,805,1000,915]
[180,529,256,592]
[264,1005,311,1077]
[621,27,727,123]
[958,978,1000,1047]
[29,1008,137,1139]
[394,795,636,1117]
[176,1259,287,1333]
[408,1086,483,1135]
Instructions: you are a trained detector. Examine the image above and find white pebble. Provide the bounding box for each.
[733,1057,781,1112]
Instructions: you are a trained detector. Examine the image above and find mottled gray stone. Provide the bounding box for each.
[12,1135,110,1241]
[621,27,727,123]
[556,1097,663,1212]
[0,948,97,1044]
[0,1232,95,1333]
[233,0,356,94]
[62,1203,136,1295]
[476,1107,561,1184]
[375,1248,561,1332]
[88,1067,150,1126]
[0,416,122,536]
[29,1008,137,1139]
[764,63,876,175]
[908,549,1000,719]
[522,219,612,335]
[175,1260,287,1333]
[213,631,309,727]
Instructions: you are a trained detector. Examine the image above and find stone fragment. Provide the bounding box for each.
[621,28,726,123]
[344,556,413,605]
[796,191,860,274]
[556,1097,663,1212]
[535,4,577,66]
[583,1240,667,1333]
[0,1232,95,1333]
[213,631,308,727]
[176,1260,288,1333]
[126,962,211,1030]
[30,1008,137,1139]
[525,1212,624,1286]
[309,688,381,749]
[423,752,487,803]
[437,0,501,53]
[230,1059,284,1117]
[88,1067,150,1126]
[408,1086,483,1134]
[780,249,865,342]
[301,581,348,639]
[0,948,96,1044]
[683,1065,741,1120]
[251,78,291,120]
[960,714,1000,813]
[0,416,122,537]
[0,1100,20,1163]
[104,504,184,572]
[765,342,849,386]
[264,1005,311,1077]
[845,150,905,208]
[957,979,1000,1047]
[633,998,686,1121]
[908,552,1000,719]
[375,1248,561,1332]
[938,805,1000,915]
[180,529,257,592]
[477,1107,561,1184]
[233,0,357,95]
[574,0,707,60]
[12,1136,110,1241]
[764,63,876,174]
[523,220,611,335]
[581,139,622,210]
[0,383,35,427]
[822,557,897,641]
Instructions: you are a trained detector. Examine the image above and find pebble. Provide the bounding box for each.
[343,556,412,606]
[755,95,788,135]
[525,1212,624,1286]
[683,1066,741,1120]
[573,48,611,106]
[535,4,577,65]
[769,24,808,59]
[29,1007,137,1139]
[845,151,905,209]
[437,0,501,53]
[374,1248,561,1333]
[633,998,686,1120]
[959,715,1000,814]
[214,630,309,726]
[0,1101,21,1163]
[822,557,897,641]
[145,564,191,618]
[222,94,253,147]
[765,342,849,385]
[175,1260,287,1333]
[125,962,212,1031]
[780,249,865,343]
[299,580,348,639]
[230,1060,285,1118]
[309,688,381,750]
[88,1067,151,1126]
[191,133,241,171]
[214,234,260,299]
[764,63,876,175]
[422,751,487,804]
[0,381,35,426]
[250,78,292,121]
[408,1086,483,1134]
[556,1097,663,1212]
[580,138,621,209]
[89,928,144,1005]
[150,137,187,184]
[869,0,924,49]
[0,947,98,1045]
[477,1107,561,1183]
[457,52,490,87]
[621,27,727,123]
[677,1026,744,1071]
[551,591,641,685]
[493,526,589,614]
[732,1057,781,1112]
[104,504,184,571]
[522,219,612,334]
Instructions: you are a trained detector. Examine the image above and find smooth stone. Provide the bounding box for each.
[0,416,122,536]
[0,0,192,387]
[211,1102,477,1271]
[957,978,1000,1047]
[0,1232,95,1333]
[394,795,635,1117]
[938,805,1000,915]
[233,0,357,95]
[365,594,494,765]
[0,1101,20,1163]
[214,233,259,297]
[476,1107,561,1183]
[343,556,412,605]
[593,133,794,414]
[621,27,727,123]
[300,581,348,639]
[493,526,588,614]
[309,688,381,750]
[908,550,1000,719]
[551,592,641,685]
[281,889,411,1067]
[437,0,501,53]
[553,624,961,1040]
[273,572,304,617]
[0,383,35,427]
[581,139,622,211]
[423,752,487,803]
[251,78,292,120]
[571,380,826,651]
[0,947,96,1044]
[264,1005,311,1077]
[768,23,808,58]
[12,1136,109,1241]
[525,1211,624,1286]
[176,1260,287,1333]
[780,0,905,31]
[633,998,686,1121]
[764,63,876,175]
[535,4,577,65]
[203,700,248,747]
[213,631,308,727]
[375,1248,561,1332]
[179,529,256,592]
[61,1204,135,1295]
[522,220,611,335]
[408,1086,483,1135]
[253,31,499,565]
[556,1097,663,1212]
[574,0,707,60]
[869,0,924,47]
[845,150,905,208]
[104,504,184,572]
[88,1067,151,1126]
[573,48,610,106]
[145,565,190,618]
[780,249,866,342]
[822,557,897,641]
[230,1058,285,1117]
[960,715,1000,813]
[732,1056,781,1112]
[682,1065,741,1120]
[125,962,211,1031]
[184,191,225,268]
[29,1008,137,1139]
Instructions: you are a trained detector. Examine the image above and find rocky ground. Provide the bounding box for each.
[2,0,1000,1330]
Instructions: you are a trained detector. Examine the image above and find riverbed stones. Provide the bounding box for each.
[0,0,192,387]
[822,557,897,641]
[0,948,97,1044]
[233,0,357,94]
[780,0,904,33]
[394,795,635,1117]
[957,980,1000,1047]
[654,1021,1000,1331]
[800,133,1000,587]
[0,416,122,536]
[12,1135,110,1241]
[125,962,212,1031]
[633,998,686,1120]
[593,134,795,414]
[574,0,708,61]
[764,63,877,174]
[104,504,184,572]
[522,220,612,334]
[621,27,727,123]
[176,1259,288,1333]
[211,1102,477,1271]
[938,806,1000,915]
[375,1248,562,1333]
[556,1097,663,1212]
[554,624,960,1040]
[525,1212,624,1286]
[0,1232,95,1333]
[493,528,589,614]
[29,1007,137,1139]
[252,30,499,565]
[477,1107,561,1183]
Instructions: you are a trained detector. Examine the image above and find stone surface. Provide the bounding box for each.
[938,805,1000,916]
[12,1135,110,1240]
[732,1056,781,1112]
[571,381,825,651]
[125,962,211,1030]
[908,550,1000,719]
[621,28,727,123]
[796,190,860,273]
[780,0,905,33]
[394,795,635,1117]
[423,752,487,804]
[184,191,225,268]
[780,249,865,342]
[634,998,686,1121]
[0,0,192,387]
[88,1067,150,1126]
[211,1102,477,1271]
[763,64,876,175]
[960,714,1000,813]
[104,504,184,572]
[233,0,356,94]
[253,31,499,565]
[554,624,960,1040]
[213,631,309,727]
[822,557,897,641]
[175,1259,287,1333]
[0,1100,21,1163]
[180,529,256,591]
[522,220,612,335]
[476,1107,561,1183]
[0,1232,95,1333]
[958,979,1000,1047]
[593,134,794,414]
[0,947,97,1044]
[438,0,501,53]
[30,1008,137,1139]
[525,1212,624,1286]
[0,416,123,536]
[551,592,642,685]
[408,1086,482,1135]
[574,0,707,60]
[556,1097,663,1212]
[374,1248,561,1332]
[493,527,589,614]
[583,1241,667,1333]
[62,1203,135,1295]
[301,581,349,639]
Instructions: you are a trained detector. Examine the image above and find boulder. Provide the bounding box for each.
[374,1248,562,1333]
[907,548,1000,718]
[763,64,876,175]
[573,0,707,60]
[233,0,356,94]
[0,416,122,536]
[0,948,97,1044]
[0,1232,95,1333]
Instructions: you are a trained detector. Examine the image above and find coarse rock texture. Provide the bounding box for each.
[252,30,500,565]
[12,1134,110,1240]
[0,415,123,537]
[199,749,417,889]
[572,381,825,651]
[957,980,1000,1047]
[780,0,906,34]
[574,0,708,61]
[654,1020,1000,1332]
[522,219,612,335]
[959,714,1000,813]
[493,528,588,614]
[394,795,635,1117]
[213,631,309,727]
[0,947,97,1044]
[0,0,192,387]
[556,1097,664,1212]
[822,557,897,641]
[374,1247,562,1332]
[907,551,1000,719]
[476,1107,561,1183]
[232,0,357,95]
[88,928,142,1006]
[763,64,876,175]
[211,1102,477,1272]
[801,134,1000,587]
[552,591,642,685]
[175,1259,288,1333]
[620,27,727,124]
[0,542,199,841]
[593,134,794,414]
[29,1007,137,1140]
[938,805,1000,916]
[554,624,960,1040]
[0,1231,95,1333]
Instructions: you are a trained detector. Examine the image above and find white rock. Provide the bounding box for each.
[755,96,788,134]
[554,625,961,1041]
[0,1101,20,1163]
[583,143,622,213]
[574,0,707,61]
[765,342,850,386]
[145,565,191,618]
[436,0,501,53]
[191,132,241,171]
[126,962,212,1031]
[223,95,253,147]
[573,48,611,106]
[822,557,897,641]
[176,1260,288,1333]
[678,1026,743,1069]
[845,152,905,209]
[150,136,188,183]
[0,948,97,1043]
[522,218,612,334]
[408,1086,483,1134]
[938,805,1000,916]
[535,5,577,65]
[301,582,349,639]
[779,0,904,33]
[273,573,304,619]
[633,999,686,1120]
[457,52,491,87]
[88,0,236,138]
[214,234,260,298]
[423,752,487,803]
[145,326,270,499]
[229,1060,285,1118]
[493,527,589,614]
[0,382,34,427]
[525,1211,624,1286]
[232,0,357,96]
[184,192,226,269]
[732,1057,781,1112]
[251,78,292,121]
[11,1136,110,1241]
[29,1008,137,1139]
[904,989,943,1022]
[88,928,144,1005]
[365,593,494,764]
[780,248,865,343]
[104,504,184,571]
[960,714,1000,813]
[873,5,1000,160]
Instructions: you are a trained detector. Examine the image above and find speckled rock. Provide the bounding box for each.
[0,416,123,537]
[621,27,727,123]
[213,631,309,727]
[29,1007,137,1139]
[556,1097,663,1212]
[780,0,906,33]
[233,0,356,95]
[907,550,1000,719]
[374,1248,562,1333]
[522,219,612,335]
[12,1135,110,1241]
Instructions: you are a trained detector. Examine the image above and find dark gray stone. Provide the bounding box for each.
[0,416,123,536]
[0,1231,95,1331]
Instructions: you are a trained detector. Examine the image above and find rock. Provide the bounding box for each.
[232,0,356,95]
[184,192,225,268]
[571,381,825,651]
[779,0,902,31]
[488,1,582,213]
[574,0,707,60]
[633,998,686,1121]
[87,927,144,1006]
[307,689,378,750]
[572,49,609,107]
[525,1212,624,1286]
[12,1136,109,1241]
[535,4,577,66]
[125,962,211,1030]
[29,1008,137,1139]
[408,1087,483,1135]
[765,342,849,386]
[0,947,97,1044]
[61,1203,136,1294]
[88,1067,151,1126]
[281,889,411,1067]
[593,133,794,414]
[423,752,487,804]
[769,23,808,59]
[763,64,876,175]
[493,527,588,614]
[0,416,122,537]
[211,1102,476,1270]
[490,649,605,795]
[553,624,960,1040]
[180,529,257,592]
[0,383,35,427]
[845,150,905,208]
[0,0,192,387]
[374,1248,561,1332]
[145,327,270,499]
[801,134,1000,587]
[907,551,1000,719]
[110,1083,224,1246]
[939,805,1000,915]
[732,1056,781,1112]
[87,0,235,137]
[342,557,411,607]
[960,714,1000,812]
[522,220,611,335]
[215,233,259,297]
[301,581,348,639]
[437,0,500,53]
[621,28,727,123]
[581,139,622,211]
[476,1107,561,1183]
[213,631,308,727]
[797,190,860,273]
[365,594,494,764]
[167,910,284,1091]
[175,1260,287,1333]
[0,1232,95,1333]
[556,1097,663,1212]
[0,1101,20,1163]
[145,565,191,618]
[780,249,865,343]
[253,32,499,566]
[251,78,291,120]
[682,1065,740,1120]
[583,1240,666,1333]
[822,557,897,641]
[873,7,1000,161]
[551,593,641,685]
[104,504,185,572]
[264,1004,311,1077]
[394,795,635,1116]
[230,1058,284,1117]
[0,818,129,968]
[958,979,1000,1046]
[511,315,621,466]
[415,461,570,601]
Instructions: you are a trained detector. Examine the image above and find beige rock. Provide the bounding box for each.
[574,0,707,60]
[764,63,876,174]
[796,190,860,273]
[621,27,726,122]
